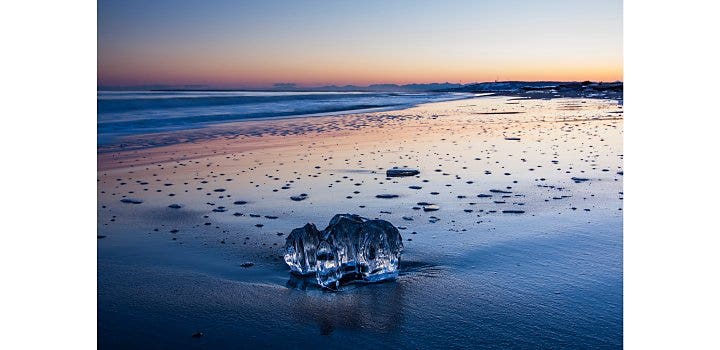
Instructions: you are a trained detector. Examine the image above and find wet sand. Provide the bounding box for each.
[98,95,623,349]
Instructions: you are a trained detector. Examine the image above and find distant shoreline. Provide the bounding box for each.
[98,80,622,94]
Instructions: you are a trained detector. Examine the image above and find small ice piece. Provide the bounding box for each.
[283,214,404,289]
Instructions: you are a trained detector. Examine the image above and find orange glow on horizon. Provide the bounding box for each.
[99,60,623,87]
[99,1,622,88]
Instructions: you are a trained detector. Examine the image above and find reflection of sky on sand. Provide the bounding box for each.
[98,96,622,348]
[99,96,622,239]
[286,275,405,333]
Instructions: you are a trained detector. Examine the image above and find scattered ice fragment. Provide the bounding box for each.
[386,168,420,177]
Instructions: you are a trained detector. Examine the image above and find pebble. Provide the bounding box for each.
[120,198,143,204]
[386,168,420,177]
[290,194,308,201]
[423,204,440,212]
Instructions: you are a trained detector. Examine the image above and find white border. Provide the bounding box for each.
[2,0,720,349]
[1,1,97,349]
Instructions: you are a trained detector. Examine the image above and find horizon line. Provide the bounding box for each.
[98,79,624,91]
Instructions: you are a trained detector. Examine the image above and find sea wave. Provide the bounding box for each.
[97,91,470,145]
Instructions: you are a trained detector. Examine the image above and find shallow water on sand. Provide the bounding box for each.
[98,96,623,349]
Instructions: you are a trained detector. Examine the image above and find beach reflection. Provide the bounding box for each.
[286,275,404,334]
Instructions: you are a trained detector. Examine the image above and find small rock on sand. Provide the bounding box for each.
[120,198,143,204]
[423,204,440,212]
[290,194,308,201]
[376,194,399,199]
[386,168,420,177]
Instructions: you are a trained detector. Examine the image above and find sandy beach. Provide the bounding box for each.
[98,95,623,348]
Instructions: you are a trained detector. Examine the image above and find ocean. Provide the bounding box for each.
[97,91,470,145]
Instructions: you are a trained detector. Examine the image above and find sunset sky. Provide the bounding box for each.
[98,0,622,88]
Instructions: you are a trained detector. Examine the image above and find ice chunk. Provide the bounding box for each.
[283,214,404,289]
[283,223,321,275]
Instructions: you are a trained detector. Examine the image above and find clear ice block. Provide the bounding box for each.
[283,214,404,289]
